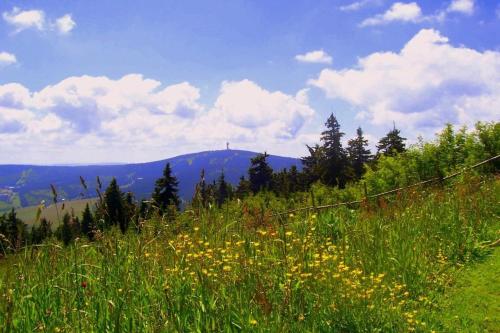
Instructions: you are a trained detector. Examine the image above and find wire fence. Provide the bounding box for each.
[271,154,500,218]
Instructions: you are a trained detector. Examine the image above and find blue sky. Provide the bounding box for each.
[0,0,499,164]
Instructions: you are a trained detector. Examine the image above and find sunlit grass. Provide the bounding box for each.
[0,176,498,332]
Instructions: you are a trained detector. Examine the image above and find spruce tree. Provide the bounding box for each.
[320,114,348,188]
[235,176,251,199]
[153,163,180,212]
[104,178,126,231]
[61,212,73,246]
[248,152,274,193]
[216,170,230,207]
[377,124,406,157]
[81,203,95,240]
[347,127,372,179]
[301,144,325,186]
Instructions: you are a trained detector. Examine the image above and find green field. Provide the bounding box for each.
[0,177,498,332]
[13,198,96,227]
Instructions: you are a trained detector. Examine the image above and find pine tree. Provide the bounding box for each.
[248,152,274,193]
[81,203,95,240]
[38,218,52,240]
[216,170,230,207]
[377,124,406,157]
[104,178,126,231]
[235,176,251,199]
[289,165,300,193]
[301,144,325,186]
[347,127,372,179]
[153,163,180,212]
[320,114,348,188]
[61,212,73,246]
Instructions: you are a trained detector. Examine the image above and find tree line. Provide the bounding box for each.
[1,114,498,253]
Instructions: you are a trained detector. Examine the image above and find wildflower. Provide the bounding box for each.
[285,231,293,237]
[223,265,232,272]
[81,281,87,289]
[249,319,257,325]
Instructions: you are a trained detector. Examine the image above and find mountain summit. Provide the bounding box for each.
[0,150,301,211]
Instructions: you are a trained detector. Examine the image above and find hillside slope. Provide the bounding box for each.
[0,150,301,211]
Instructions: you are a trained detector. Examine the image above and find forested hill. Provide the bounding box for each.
[0,150,301,210]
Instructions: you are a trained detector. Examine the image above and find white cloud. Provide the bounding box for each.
[2,7,76,34]
[310,29,500,137]
[2,7,45,32]
[447,0,474,15]
[360,2,423,26]
[295,50,333,64]
[0,76,315,163]
[0,52,17,66]
[340,0,383,12]
[55,14,76,34]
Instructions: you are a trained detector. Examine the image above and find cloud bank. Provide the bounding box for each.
[0,76,315,163]
[295,50,333,64]
[0,52,17,66]
[2,7,75,34]
[310,29,500,136]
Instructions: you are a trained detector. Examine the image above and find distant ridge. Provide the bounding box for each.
[0,150,301,211]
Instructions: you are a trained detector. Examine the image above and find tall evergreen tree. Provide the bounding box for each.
[216,170,230,207]
[289,165,300,193]
[60,212,73,246]
[153,163,180,211]
[301,144,325,186]
[377,124,407,157]
[248,152,274,193]
[104,178,126,231]
[320,114,348,188]
[347,127,372,179]
[235,176,251,199]
[81,203,95,240]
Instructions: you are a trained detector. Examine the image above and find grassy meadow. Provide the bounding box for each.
[13,198,96,227]
[0,175,498,332]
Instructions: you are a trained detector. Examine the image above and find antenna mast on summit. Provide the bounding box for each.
[226,142,230,150]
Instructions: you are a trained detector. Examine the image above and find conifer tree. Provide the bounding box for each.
[39,218,52,240]
[347,127,372,179]
[61,212,73,246]
[235,176,251,199]
[153,163,180,212]
[248,152,274,193]
[216,170,230,207]
[104,178,126,231]
[320,114,348,188]
[377,124,406,157]
[81,203,95,240]
[289,165,300,193]
[301,144,325,186]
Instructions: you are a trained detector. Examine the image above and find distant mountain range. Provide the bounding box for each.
[0,150,301,211]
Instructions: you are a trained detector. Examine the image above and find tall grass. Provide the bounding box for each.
[0,176,498,332]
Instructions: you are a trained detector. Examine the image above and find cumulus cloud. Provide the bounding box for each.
[339,0,383,12]
[310,29,500,136]
[2,7,75,34]
[0,52,17,66]
[0,76,315,163]
[360,2,423,26]
[55,14,76,34]
[447,0,474,15]
[360,0,476,27]
[2,7,45,32]
[295,50,333,64]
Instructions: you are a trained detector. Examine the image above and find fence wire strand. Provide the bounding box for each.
[271,154,499,218]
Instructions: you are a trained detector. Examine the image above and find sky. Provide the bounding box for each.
[0,0,499,164]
